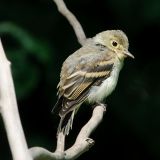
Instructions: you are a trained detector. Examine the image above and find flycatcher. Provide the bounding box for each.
[53,30,134,135]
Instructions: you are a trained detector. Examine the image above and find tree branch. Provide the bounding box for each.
[52,0,87,46]
[0,39,32,160]
[54,132,65,159]
[30,1,107,159]
[65,105,106,159]
[0,0,107,159]
[29,104,106,160]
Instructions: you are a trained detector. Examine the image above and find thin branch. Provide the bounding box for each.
[54,132,65,158]
[29,104,106,160]
[0,39,32,160]
[65,105,106,159]
[30,147,58,160]
[30,1,107,159]
[52,0,87,46]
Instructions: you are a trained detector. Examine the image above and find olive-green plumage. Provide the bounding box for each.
[53,30,134,135]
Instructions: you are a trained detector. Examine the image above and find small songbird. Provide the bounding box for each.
[53,30,134,135]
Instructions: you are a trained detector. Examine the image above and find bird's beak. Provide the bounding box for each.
[124,50,135,59]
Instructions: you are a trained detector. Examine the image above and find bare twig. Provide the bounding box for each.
[0,0,106,159]
[30,1,107,160]
[0,39,32,160]
[54,132,65,159]
[29,104,106,160]
[52,0,87,46]
[30,147,58,160]
[65,105,106,159]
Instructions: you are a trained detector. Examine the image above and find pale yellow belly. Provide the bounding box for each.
[87,60,123,103]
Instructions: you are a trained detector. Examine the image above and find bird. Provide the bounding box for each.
[52,30,134,136]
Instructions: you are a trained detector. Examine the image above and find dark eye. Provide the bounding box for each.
[112,41,118,47]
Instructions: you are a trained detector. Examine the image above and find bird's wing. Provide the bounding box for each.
[55,52,115,117]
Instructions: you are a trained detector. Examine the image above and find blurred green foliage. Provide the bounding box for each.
[0,22,51,99]
[0,0,160,160]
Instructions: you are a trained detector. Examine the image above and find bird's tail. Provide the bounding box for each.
[57,109,76,136]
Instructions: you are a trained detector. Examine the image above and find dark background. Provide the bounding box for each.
[0,0,160,159]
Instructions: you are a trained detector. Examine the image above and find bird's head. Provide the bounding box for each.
[94,30,134,59]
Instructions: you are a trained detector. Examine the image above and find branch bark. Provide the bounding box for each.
[52,0,87,46]
[30,0,107,159]
[0,39,32,160]
[29,105,106,160]
[0,0,107,159]
[65,105,106,159]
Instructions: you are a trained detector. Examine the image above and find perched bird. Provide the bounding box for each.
[53,30,134,135]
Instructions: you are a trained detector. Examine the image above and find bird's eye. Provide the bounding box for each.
[112,41,118,47]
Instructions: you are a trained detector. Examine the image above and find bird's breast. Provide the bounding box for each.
[87,59,123,103]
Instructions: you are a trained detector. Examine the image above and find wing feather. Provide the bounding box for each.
[52,42,117,135]
[57,61,114,116]
[54,44,116,117]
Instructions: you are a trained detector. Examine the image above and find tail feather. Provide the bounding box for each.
[57,109,76,136]
[53,96,82,136]
[51,96,63,114]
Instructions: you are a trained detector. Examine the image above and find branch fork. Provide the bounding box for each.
[30,104,106,160]
[0,0,107,159]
